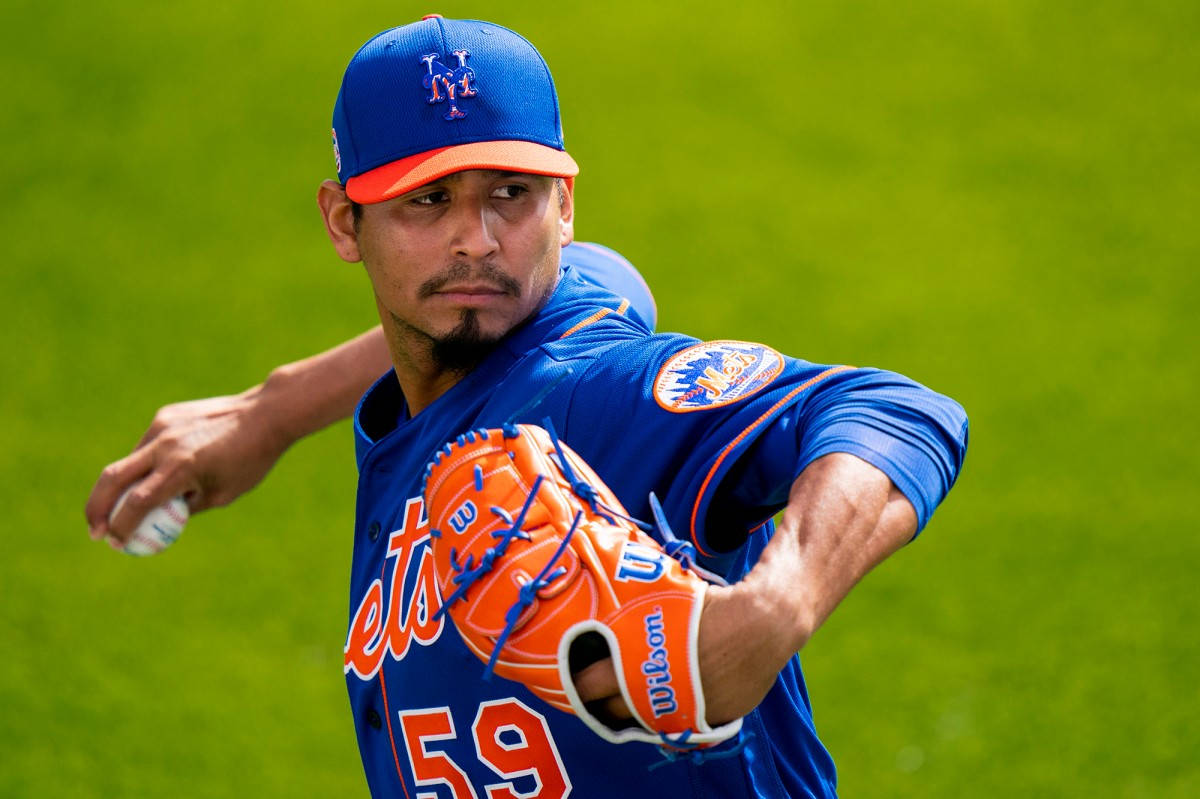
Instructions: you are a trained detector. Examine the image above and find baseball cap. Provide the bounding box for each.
[332,15,579,204]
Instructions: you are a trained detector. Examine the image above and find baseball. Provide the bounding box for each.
[110,490,190,556]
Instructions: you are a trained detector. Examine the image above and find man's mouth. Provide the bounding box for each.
[431,283,516,308]
[435,284,508,296]
[419,265,523,300]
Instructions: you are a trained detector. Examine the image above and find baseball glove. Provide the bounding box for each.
[421,422,742,750]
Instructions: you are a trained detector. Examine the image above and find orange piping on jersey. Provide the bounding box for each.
[377,669,412,799]
[559,308,610,338]
[558,299,629,339]
[377,556,413,799]
[688,365,855,557]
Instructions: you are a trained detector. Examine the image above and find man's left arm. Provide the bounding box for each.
[696,451,917,723]
[694,367,969,723]
[573,361,968,726]
[573,452,918,725]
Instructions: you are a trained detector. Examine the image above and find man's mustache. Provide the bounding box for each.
[418,262,522,298]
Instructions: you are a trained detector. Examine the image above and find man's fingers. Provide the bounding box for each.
[571,659,618,701]
[571,659,632,720]
[85,447,155,540]
[135,419,166,450]
[135,402,195,449]
[590,694,633,722]
[88,441,202,543]
[105,467,198,543]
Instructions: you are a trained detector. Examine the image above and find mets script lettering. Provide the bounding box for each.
[344,497,445,680]
[695,350,759,399]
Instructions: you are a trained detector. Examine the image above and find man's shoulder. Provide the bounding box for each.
[532,322,697,374]
[493,330,707,428]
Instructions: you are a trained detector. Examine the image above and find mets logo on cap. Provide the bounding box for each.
[654,341,784,412]
[421,50,477,121]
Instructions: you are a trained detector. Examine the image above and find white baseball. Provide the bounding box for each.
[110,490,190,556]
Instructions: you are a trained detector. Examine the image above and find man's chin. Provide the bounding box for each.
[430,313,502,374]
[431,336,500,374]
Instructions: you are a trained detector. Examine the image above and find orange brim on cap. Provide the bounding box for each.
[346,140,579,204]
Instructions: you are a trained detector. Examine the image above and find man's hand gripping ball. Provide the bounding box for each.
[421,423,742,750]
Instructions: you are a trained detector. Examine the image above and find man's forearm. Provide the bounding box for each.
[697,452,917,723]
[766,452,917,648]
[85,325,390,541]
[260,326,390,443]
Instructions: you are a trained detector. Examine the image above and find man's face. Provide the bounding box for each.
[353,170,571,372]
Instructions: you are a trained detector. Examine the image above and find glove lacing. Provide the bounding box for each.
[649,730,754,769]
[432,464,580,681]
[427,422,743,761]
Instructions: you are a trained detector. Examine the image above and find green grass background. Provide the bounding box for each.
[2,0,1196,795]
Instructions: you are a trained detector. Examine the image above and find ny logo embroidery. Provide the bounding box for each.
[420,50,477,121]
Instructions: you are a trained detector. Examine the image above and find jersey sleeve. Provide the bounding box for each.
[703,366,969,541]
[561,241,657,330]
[560,337,968,570]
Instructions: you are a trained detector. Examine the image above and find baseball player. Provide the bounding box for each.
[90,16,968,798]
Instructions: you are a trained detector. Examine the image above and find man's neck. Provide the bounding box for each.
[379,270,562,417]
[383,337,469,418]
[382,314,510,417]
[398,369,464,417]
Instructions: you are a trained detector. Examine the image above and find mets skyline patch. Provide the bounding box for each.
[653,341,784,412]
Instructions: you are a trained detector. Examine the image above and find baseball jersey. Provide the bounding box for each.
[346,261,968,797]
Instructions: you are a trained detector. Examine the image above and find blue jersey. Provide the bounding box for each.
[346,262,968,797]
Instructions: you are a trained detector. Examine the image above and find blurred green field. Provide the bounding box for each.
[2,0,1196,796]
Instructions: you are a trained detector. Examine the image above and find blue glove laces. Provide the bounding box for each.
[426,420,726,711]
[648,730,754,770]
[541,417,654,533]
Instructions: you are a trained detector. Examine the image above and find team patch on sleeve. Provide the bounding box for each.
[653,340,784,412]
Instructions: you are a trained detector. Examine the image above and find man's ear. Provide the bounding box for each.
[317,179,363,263]
[558,177,575,247]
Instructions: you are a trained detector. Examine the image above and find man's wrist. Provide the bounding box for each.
[250,366,310,456]
[737,564,817,656]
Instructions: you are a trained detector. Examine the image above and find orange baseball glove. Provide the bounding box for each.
[421,422,742,750]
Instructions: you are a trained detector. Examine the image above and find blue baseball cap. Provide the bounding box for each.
[332,15,579,204]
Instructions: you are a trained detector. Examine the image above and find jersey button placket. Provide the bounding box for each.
[366,708,383,730]
[367,520,381,542]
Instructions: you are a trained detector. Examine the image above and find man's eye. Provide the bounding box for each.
[493,184,528,199]
[411,191,447,205]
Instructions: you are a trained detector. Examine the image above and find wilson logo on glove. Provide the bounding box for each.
[449,500,478,534]
[420,422,742,752]
[641,608,678,717]
[616,541,667,583]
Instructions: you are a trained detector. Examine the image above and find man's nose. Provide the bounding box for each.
[449,196,499,260]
